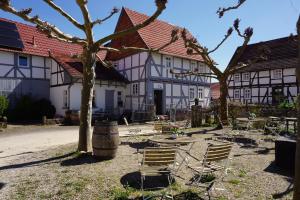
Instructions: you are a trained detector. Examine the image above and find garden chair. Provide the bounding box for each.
[139,147,177,200]
[264,117,283,136]
[153,121,167,134]
[123,117,141,143]
[187,142,233,196]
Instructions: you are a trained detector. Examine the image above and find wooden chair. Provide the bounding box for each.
[153,121,166,134]
[188,142,233,196]
[264,117,283,136]
[140,147,177,200]
[123,117,141,142]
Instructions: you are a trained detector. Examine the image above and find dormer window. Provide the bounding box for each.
[18,55,28,67]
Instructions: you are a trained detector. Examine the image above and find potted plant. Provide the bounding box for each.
[170,125,185,139]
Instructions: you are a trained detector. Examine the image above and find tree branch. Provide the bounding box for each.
[43,0,84,30]
[170,69,217,79]
[0,0,86,44]
[76,0,93,45]
[92,7,119,27]
[94,0,168,49]
[208,27,233,54]
[217,0,247,18]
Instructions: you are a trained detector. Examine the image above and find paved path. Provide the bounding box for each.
[0,124,155,166]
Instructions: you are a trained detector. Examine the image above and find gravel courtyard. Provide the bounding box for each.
[0,129,294,200]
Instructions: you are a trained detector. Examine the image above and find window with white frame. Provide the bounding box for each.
[18,55,29,67]
[234,89,240,99]
[198,88,203,99]
[273,69,282,79]
[243,73,250,81]
[165,57,172,68]
[63,90,68,108]
[189,88,195,100]
[244,88,251,99]
[233,74,240,82]
[132,83,139,96]
[191,61,196,72]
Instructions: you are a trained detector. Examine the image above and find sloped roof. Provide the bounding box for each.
[0,18,107,60]
[210,82,220,100]
[50,52,129,83]
[107,8,203,61]
[229,35,298,72]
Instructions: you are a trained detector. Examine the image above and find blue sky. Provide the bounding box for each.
[1,0,299,71]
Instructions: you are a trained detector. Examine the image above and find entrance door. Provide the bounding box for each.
[105,90,115,114]
[154,90,163,115]
[272,87,284,105]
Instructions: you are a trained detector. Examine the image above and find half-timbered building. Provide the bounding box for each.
[107,8,211,115]
[227,35,298,105]
[0,18,128,116]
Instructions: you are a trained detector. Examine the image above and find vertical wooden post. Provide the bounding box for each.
[191,105,202,128]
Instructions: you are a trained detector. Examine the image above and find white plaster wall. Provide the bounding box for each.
[0,51,14,65]
[152,53,161,64]
[174,57,181,68]
[132,54,139,67]
[50,85,69,116]
[0,64,13,77]
[125,57,131,69]
[69,82,126,113]
[32,68,44,79]
[32,56,44,67]
[140,52,148,65]
[19,68,30,77]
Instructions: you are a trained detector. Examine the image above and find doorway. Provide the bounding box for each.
[105,90,115,114]
[154,90,163,115]
[272,87,284,105]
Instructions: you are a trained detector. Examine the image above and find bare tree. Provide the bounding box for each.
[0,0,172,152]
[171,19,254,125]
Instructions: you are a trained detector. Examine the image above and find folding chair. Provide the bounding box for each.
[187,142,233,196]
[123,117,141,143]
[140,147,177,200]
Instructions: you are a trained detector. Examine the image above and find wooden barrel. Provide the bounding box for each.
[92,121,119,159]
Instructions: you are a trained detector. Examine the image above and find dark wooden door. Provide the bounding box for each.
[154,90,163,115]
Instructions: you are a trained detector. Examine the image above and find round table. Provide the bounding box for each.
[148,136,200,146]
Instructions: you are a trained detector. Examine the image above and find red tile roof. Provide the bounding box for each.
[50,52,128,83]
[108,8,203,61]
[0,18,107,60]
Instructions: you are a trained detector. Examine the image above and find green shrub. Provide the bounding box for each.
[9,95,56,121]
[0,96,9,116]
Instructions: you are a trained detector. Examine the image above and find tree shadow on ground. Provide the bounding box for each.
[0,182,6,190]
[120,171,174,191]
[60,152,108,166]
[0,151,34,159]
[234,147,274,157]
[264,161,294,177]
[272,179,294,199]
[0,152,75,171]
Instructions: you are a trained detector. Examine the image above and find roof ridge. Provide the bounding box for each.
[244,34,298,47]
[123,7,183,29]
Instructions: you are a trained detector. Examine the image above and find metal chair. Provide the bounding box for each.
[187,142,233,196]
[123,117,141,142]
[140,147,177,200]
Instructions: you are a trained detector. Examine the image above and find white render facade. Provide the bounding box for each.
[0,50,127,117]
[0,50,51,104]
[227,67,298,104]
[114,52,211,114]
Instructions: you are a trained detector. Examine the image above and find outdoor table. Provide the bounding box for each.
[148,136,201,173]
[284,117,297,134]
[268,116,280,121]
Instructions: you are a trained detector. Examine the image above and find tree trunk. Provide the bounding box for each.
[219,77,229,126]
[293,15,300,200]
[78,48,96,152]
